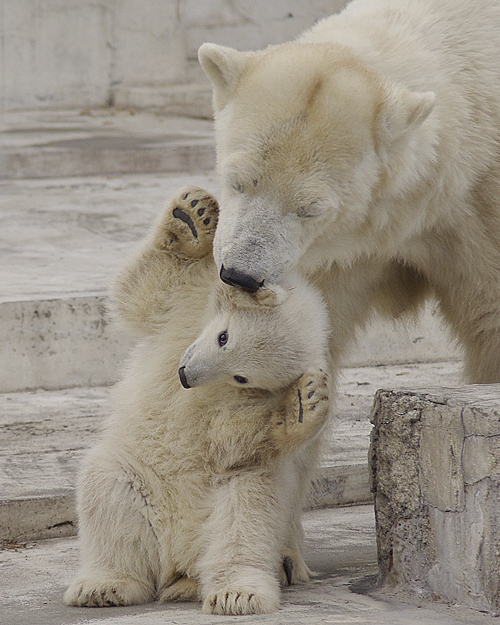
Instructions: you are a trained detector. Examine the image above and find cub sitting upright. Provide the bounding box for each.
[64,187,331,615]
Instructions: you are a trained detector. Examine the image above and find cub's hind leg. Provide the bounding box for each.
[64,454,162,607]
[159,575,201,602]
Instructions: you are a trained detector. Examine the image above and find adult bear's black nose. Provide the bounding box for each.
[219,265,264,292]
[178,366,191,389]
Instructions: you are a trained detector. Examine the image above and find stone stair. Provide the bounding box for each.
[0,108,463,543]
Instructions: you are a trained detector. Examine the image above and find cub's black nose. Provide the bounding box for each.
[178,366,191,389]
[219,265,264,293]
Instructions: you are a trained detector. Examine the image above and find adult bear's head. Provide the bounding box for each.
[199,41,436,290]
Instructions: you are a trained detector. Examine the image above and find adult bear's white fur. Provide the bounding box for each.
[199,0,500,383]
[64,187,331,615]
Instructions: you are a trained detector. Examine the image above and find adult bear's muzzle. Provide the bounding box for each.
[219,265,264,292]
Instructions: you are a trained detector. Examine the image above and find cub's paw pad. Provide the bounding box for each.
[296,368,329,420]
[155,186,219,258]
[274,369,330,446]
[203,589,278,615]
[64,577,152,607]
[159,576,201,602]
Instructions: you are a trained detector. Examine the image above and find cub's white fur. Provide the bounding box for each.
[64,187,331,615]
[199,0,500,382]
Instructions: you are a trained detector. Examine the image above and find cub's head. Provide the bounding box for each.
[178,275,329,392]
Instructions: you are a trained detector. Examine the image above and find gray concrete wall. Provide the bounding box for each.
[0,0,348,112]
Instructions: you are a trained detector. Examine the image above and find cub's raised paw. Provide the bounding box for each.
[64,575,154,607]
[203,589,279,615]
[154,186,219,259]
[273,369,330,451]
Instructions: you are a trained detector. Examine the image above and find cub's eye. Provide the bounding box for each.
[218,331,228,347]
[234,375,248,384]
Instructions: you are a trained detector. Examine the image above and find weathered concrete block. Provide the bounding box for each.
[370,386,500,615]
[0,296,132,392]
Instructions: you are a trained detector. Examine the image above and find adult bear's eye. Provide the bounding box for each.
[234,375,248,384]
[218,331,228,347]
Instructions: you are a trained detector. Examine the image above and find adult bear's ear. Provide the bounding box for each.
[198,43,247,110]
[378,82,435,141]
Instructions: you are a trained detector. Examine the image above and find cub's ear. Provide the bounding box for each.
[198,43,247,110]
[379,83,435,141]
[254,285,289,307]
[211,282,289,311]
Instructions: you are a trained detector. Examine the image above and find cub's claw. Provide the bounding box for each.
[203,589,279,615]
[64,576,154,607]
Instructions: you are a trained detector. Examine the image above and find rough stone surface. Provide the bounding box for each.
[0,297,133,392]
[370,386,500,615]
[113,84,214,120]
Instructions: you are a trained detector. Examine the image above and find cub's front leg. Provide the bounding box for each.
[198,470,285,615]
[271,368,330,453]
[111,186,218,335]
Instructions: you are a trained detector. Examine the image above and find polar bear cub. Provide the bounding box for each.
[64,187,332,615]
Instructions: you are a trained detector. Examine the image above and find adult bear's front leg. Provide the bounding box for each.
[198,470,284,614]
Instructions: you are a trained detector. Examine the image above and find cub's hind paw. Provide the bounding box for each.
[154,186,219,259]
[159,576,201,602]
[64,575,154,607]
[279,553,313,586]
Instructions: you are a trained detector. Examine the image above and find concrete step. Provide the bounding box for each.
[113,84,213,120]
[0,109,215,179]
[0,361,462,543]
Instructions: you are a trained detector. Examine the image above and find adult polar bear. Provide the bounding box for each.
[199,0,500,383]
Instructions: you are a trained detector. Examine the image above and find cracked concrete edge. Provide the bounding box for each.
[0,463,372,543]
[0,295,133,392]
[0,142,216,179]
[0,492,77,544]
